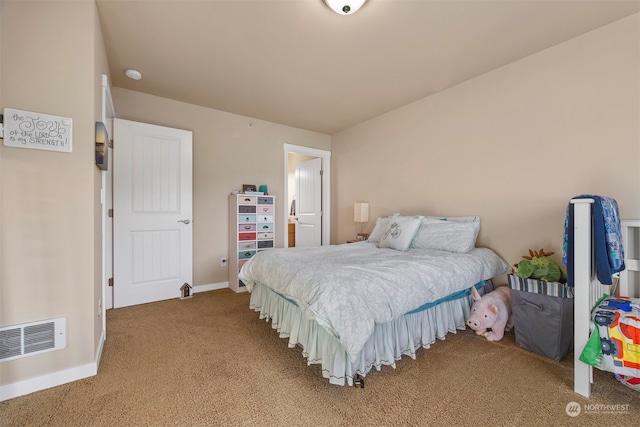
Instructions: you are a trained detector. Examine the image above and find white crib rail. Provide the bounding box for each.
[620,220,640,297]
[571,199,613,398]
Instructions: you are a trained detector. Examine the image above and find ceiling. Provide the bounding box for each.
[96,0,640,135]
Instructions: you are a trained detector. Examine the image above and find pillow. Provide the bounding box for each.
[378,215,422,251]
[368,213,399,243]
[411,219,480,253]
[426,215,479,223]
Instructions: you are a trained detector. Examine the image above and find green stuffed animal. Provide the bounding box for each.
[516,248,567,283]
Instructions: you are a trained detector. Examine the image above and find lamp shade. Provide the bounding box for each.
[323,0,367,15]
[354,202,369,223]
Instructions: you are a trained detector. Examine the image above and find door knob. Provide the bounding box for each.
[178,219,191,224]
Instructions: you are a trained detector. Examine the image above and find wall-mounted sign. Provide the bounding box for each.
[3,108,72,152]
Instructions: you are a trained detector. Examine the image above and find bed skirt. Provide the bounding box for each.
[248,280,493,386]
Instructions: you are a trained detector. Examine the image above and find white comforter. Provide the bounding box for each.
[239,242,511,361]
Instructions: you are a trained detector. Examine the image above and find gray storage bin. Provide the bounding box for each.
[508,274,574,361]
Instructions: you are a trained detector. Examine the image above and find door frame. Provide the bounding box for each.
[283,144,331,247]
[101,74,115,319]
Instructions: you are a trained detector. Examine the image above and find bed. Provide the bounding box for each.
[238,214,512,385]
[570,198,640,397]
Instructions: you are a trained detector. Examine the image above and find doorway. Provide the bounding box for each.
[283,144,331,247]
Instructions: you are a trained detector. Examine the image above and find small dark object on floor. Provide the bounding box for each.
[354,375,365,389]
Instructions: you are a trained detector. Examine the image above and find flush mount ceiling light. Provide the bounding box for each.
[125,68,142,80]
[323,0,367,15]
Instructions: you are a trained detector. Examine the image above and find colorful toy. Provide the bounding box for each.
[515,248,567,283]
[467,286,513,341]
[580,296,640,382]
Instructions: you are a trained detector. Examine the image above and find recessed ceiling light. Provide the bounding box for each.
[125,68,142,80]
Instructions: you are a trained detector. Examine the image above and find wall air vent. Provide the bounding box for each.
[0,318,66,362]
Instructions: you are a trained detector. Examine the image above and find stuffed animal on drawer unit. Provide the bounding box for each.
[467,286,514,341]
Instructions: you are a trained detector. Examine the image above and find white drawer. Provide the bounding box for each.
[238,196,256,204]
[257,232,273,240]
[257,214,274,223]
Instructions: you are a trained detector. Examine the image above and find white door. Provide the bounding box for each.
[101,74,115,318]
[113,119,193,308]
[295,157,322,247]
[103,125,113,309]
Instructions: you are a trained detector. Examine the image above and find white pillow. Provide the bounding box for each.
[426,215,479,223]
[379,216,422,251]
[411,219,480,253]
[368,214,399,243]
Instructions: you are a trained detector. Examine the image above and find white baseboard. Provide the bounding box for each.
[0,329,105,402]
[95,328,105,371]
[194,281,228,293]
[0,361,97,402]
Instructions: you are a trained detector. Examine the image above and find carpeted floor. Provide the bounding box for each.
[1,289,638,426]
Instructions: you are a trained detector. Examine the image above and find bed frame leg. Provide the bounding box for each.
[354,374,365,389]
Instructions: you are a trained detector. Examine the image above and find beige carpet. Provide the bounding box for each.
[1,289,638,426]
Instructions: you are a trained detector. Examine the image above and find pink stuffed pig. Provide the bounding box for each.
[467,286,513,341]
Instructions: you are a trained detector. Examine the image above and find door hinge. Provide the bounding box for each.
[109,138,113,149]
[108,209,113,218]
[320,169,323,176]
[108,277,114,287]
